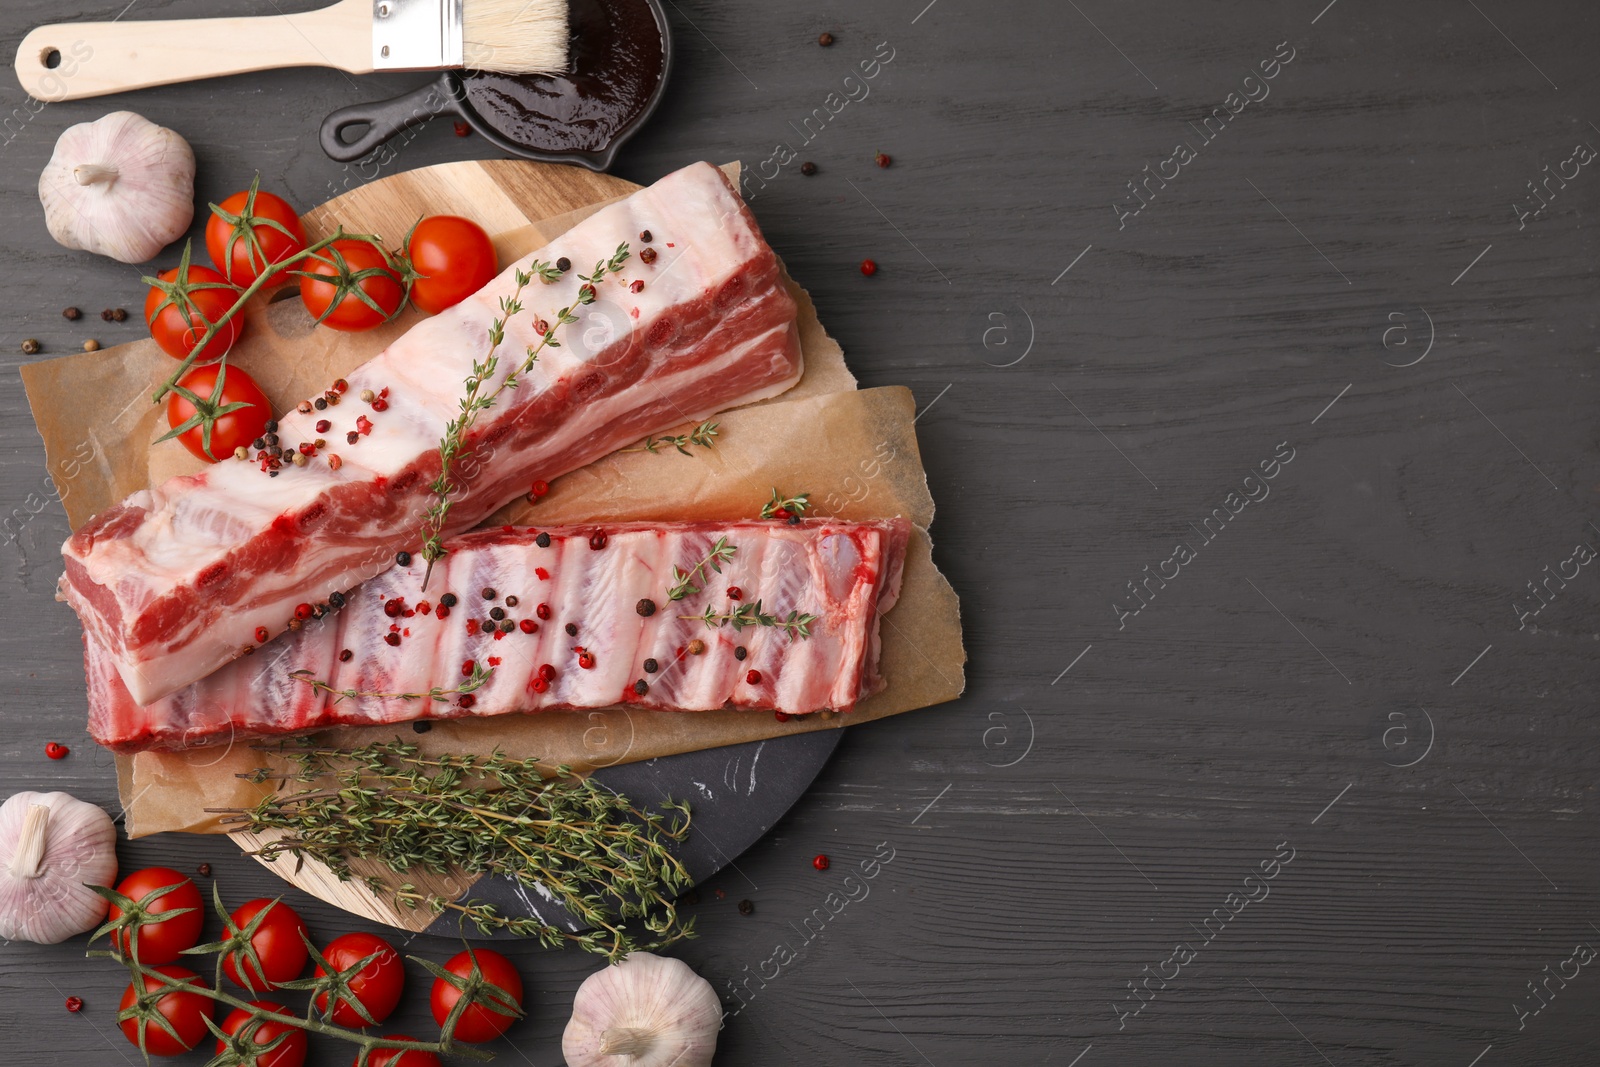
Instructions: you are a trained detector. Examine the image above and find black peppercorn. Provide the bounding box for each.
[637,598,657,617]
[396,551,411,566]
[535,532,551,548]
[556,256,571,272]
[197,863,212,877]
[639,229,653,243]
[264,420,277,433]
[738,899,755,915]
[735,646,747,661]
[252,437,265,450]
[329,591,346,608]
[112,308,128,322]
[347,431,360,445]
[505,595,519,607]
[100,309,115,322]
[440,593,458,607]
[482,587,496,600]
[490,607,506,621]
[412,720,432,733]
[643,658,659,673]
[314,397,327,410]
[62,307,81,320]
[565,622,578,636]
[633,679,648,695]
[800,161,817,176]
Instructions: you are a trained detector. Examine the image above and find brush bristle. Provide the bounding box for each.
[463,0,570,75]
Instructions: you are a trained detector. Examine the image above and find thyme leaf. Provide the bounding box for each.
[667,536,737,601]
[622,419,720,456]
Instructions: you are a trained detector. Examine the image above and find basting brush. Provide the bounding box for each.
[16,0,568,102]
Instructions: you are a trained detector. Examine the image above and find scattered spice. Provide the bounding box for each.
[412,720,432,733]
[589,531,608,550]
[99,309,115,322]
[328,454,343,470]
[734,646,747,661]
[639,229,653,243]
[255,626,270,643]
[519,619,537,634]
[643,658,659,673]
[536,603,551,619]
[639,246,658,265]
[875,151,892,168]
[738,899,754,915]
[774,711,790,722]
[745,669,762,684]
[329,591,346,609]
[314,397,327,410]
[637,598,657,617]
[817,31,834,46]
[800,161,817,176]
[44,742,69,760]
[196,862,212,876]
[529,479,550,498]
[762,489,811,521]
[629,279,644,294]
[727,586,743,601]
[112,308,128,322]
[860,259,878,276]
[339,649,353,662]
[536,532,552,548]
[62,307,81,320]
[490,607,506,621]
[556,256,572,272]
[384,633,400,646]
[440,593,458,608]
[812,854,830,870]
[20,339,39,355]
[565,622,579,637]
[453,120,471,137]
[687,640,705,656]
[315,419,331,433]
[633,679,648,695]
[481,587,497,600]
[396,551,411,567]
[82,339,100,352]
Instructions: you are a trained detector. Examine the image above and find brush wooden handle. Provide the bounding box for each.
[16,0,372,101]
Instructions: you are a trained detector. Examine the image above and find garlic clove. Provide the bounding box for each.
[0,790,118,944]
[563,952,723,1067]
[39,111,195,265]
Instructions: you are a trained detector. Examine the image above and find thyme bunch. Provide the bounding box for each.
[667,536,736,601]
[212,740,694,961]
[682,599,821,639]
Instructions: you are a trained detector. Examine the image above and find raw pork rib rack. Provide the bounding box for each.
[61,162,803,706]
[85,519,912,751]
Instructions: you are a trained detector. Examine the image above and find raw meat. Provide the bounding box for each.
[85,519,911,751]
[62,162,803,705]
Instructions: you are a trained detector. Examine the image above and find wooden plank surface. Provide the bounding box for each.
[1,0,1598,1065]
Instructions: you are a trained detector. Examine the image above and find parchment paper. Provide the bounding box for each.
[21,167,965,837]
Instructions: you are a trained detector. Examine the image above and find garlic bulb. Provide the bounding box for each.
[39,111,195,264]
[0,791,118,944]
[563,952,722,1067]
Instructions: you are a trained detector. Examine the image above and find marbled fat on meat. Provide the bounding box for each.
[84,519,911,751]
[61,163,803,705]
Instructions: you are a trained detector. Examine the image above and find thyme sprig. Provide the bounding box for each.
[211,740,694,961]
[419,249,622,588]
[288,662,493,704]
[622,419,720,456]
[761,488,811,519]
[667,536,736,601]
[681,599,821,639]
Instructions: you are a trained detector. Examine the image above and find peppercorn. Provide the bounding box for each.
[197,862,212,877]
[263,433,279,447]
[297,400,313,414]
[291,452,308,467]
[83,339,100,352]
[813,854,830,870]
[629,279,645,293]
[347,431,360,444]
[499,619,515,633]
[577,649,596,669]
[490,607,506,621]
[99,309,115,322]
[458,694,475,708]
[818,31,834,45]
[329,591,347,608]
[788,514,801,525]
[875,151,892,168]
[637,598,657,617]
[315,419,331,434]
[860,259,878,276]
[314,397,327,410]
[412,720,433,733]
[294,603,314,620]
[441,593,458,607]
[520,619,537,634]
[480,587,495,600]
[255,626,270,643]
[45,742,69,760]
[314,438,327,449]
[453,119,471,137]
[540,664,557,681]
[332,378,348,394]
[233,446,248,461]
[536,532,551,548]
[738,899,755,915]
[62,307,81,321]
[589,531,608,550]
[536,603,551,619]
[565,622,578,637]
[727,586,743,601]
[339,648,353,662]
[644,658,659,673]
[396,551,412,566]
[530,479,550,497]
[640,247,658,265]
[287,617,303,631]
[556,256,571,272]
[112,308,128,322]
[384,633,401,646]
[20,339,39,354]
[688,640,705,655]
[327,453,344,472]
[735,646,747,660]
[504,595,519,608]
[633,679,648,695]
[372,397,388,412]
[264,420,278,433]
[746,669,762,684]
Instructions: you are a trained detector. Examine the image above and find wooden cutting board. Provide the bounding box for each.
[227,159,844,935]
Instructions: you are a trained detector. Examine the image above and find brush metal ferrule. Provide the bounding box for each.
[372,0,463,70]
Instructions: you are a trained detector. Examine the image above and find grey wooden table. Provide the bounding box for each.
[2,1,1598,1064]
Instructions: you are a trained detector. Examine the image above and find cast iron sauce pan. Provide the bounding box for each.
[319,0,671,171]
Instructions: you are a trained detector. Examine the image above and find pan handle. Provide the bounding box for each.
[320,79,456,163]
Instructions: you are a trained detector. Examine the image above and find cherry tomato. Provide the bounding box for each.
[360,1037,444,1067]
[429,947,523,1043]
[406,215,497,315]
[145,262,244,363]
[165,362,272,463]
[107,867,204,964]
[206,185,308,287]
[313,932,404,1027]
[299,239,405,332]
[118,965,212,1057]
[216,1001,308,1067]
[222,898,310,992]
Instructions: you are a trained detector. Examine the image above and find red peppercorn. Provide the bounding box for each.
[45,742,68,760]
[520,619,537,634]
[531,676,548,693]
[813,854,830,870]
[64,997,83,1013]
[530,479,550,497]
[371,398,389,412]
[536,603,551,620]
[462,659,476,677]
[774,711,790,722]
[436,605,451,619]
[384,598,403,618]
[294,602,314,620]
[535,567,550,581]
[466,619,480,635]
[875,151,892,168]
[746,669,762,684]
[416,601,431,614]
[384,633,400,646]
[255,626,270,643]
[356,415,373,435]
[332,378,349,394]
[771,507,791,521]
[860,259,878,277]
[458,694,475,708]
[727,586,743,601]
[347,431,360,445]
[629,280,645,294]
[339,648,353,662]
[577,649,596,670]
[454,120,471,137]
[539,664,557,682]
[315,419,331,433]
[589,531,608,550]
